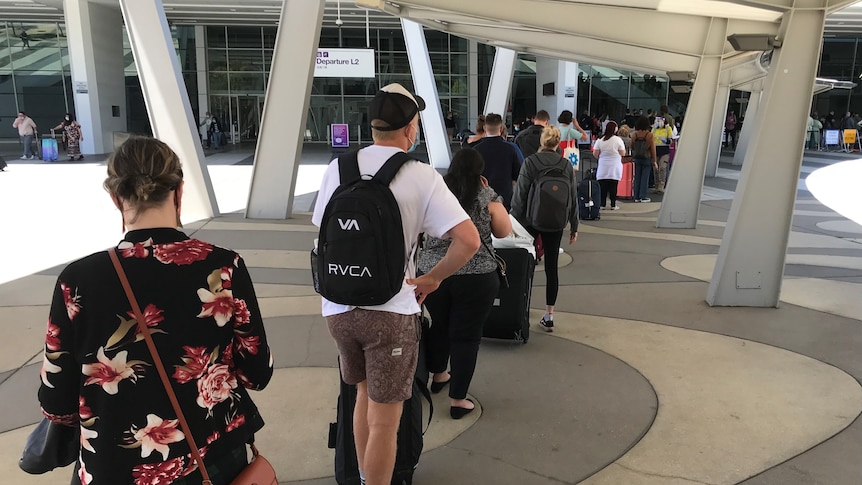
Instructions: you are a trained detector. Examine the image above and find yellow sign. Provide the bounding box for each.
[844,129,857,144]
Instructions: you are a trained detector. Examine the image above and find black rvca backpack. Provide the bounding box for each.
[313,150,414,306]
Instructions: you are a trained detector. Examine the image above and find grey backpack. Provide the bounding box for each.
[526,157,572,232]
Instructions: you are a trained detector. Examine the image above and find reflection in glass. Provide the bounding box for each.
[228,49,264,72]
[207,26,227,48]
[228,72,265,94]
[208,49,228,71]
[227,26,262,49]
[307,96,343,142]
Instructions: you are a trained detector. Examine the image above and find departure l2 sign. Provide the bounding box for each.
[315,49,375,78]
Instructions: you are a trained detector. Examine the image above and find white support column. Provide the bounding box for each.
[657,18,727,229]
[64,0,126,155]
[732,90,762,166]
[119,0,217,222]
[402,19,452,170]
[195,26,209,124]
[468,40,480,131]
[484,47,516,116]
[704,84,730,178]
[707,7,827,307]
[246,0,324,219]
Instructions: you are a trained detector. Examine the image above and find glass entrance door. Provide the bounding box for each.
[232,96,263,144]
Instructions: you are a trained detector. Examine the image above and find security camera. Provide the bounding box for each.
[335,18,344,26]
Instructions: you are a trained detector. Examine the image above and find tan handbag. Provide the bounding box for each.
[109,248,277,485]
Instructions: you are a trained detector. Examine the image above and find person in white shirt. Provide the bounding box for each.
[12,111,38,159]
[592,121,627,210]
[312,83,480,485]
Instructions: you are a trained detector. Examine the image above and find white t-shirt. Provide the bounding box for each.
[312,145,469,317]
[594,136,625,181]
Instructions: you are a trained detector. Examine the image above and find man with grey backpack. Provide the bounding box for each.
[510,125,579,333]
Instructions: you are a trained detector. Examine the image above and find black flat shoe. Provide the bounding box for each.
[450,399,475,420]
[430,379,450,394]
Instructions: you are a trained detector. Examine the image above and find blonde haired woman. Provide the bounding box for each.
[510,125,579,332]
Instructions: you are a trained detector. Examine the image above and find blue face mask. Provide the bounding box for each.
[407,131,419,153]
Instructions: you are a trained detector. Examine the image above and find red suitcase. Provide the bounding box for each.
[617,157,634,199]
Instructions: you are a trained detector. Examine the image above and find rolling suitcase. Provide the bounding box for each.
[329,320,433,485]
[578,172,601,221]
[617,157,634,199]
[41,135,58,162]
[483,247,536,344]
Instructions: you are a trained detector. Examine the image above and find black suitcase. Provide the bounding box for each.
[329,321,433,485]
[578,177,601,221]
[483,247,536,344]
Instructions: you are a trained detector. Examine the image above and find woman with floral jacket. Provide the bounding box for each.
[37,136,273,485]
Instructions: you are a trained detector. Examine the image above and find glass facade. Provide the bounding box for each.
[4,17,859,144]
[813,38,862,121]
[0,22,73,140]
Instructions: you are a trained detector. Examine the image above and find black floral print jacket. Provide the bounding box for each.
[38,228,273,485]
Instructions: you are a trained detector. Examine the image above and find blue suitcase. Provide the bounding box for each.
[42,137,59,162]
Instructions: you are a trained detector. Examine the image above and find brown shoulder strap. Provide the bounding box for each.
[108,249,212,485]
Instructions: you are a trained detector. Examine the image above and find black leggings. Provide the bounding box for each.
[528,228,563,307]
[598,179,618,207]
[424,271,500,400]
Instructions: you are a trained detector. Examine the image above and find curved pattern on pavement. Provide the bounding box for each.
[543,309,862,485]
[662,254,862,321]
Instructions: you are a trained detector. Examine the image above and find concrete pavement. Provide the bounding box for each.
[0,146,861,484]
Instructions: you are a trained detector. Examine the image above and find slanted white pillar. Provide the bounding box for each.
[64,0,126,155]
[119,0,217,222]
[484,47,516,116]
[732,90,762,166]
[402,19,452,170]
[246,0,324,219]
[707,7,827,307]
[704,84,730,178]
[657,18,727,229]
[468,40,480,133]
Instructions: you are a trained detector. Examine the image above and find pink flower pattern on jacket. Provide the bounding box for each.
[82,347,137,395]
[196,363,238,411]
[38,232,273,484]
[132,414,185,460]
[45,320,61,351]
[119,238,153,259]
[131,456,185,485]
[153,239,213,265]
[61,282,81,320]
[172,346,210,384]
[127,303,165,328]
[197,288,236,327]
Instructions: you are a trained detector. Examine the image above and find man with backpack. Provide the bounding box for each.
[514,109,551,157]
[312,83,480,485]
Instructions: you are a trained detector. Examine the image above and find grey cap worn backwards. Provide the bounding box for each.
[368,83,426,132]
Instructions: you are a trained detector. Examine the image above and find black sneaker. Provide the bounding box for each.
[538,316,554,332]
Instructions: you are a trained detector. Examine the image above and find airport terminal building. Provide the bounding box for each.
[2,1,861,147]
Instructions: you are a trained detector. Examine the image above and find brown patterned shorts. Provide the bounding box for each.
[326,309,421,403]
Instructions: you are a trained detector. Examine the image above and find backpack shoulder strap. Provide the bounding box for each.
[373,151,414,185]
[337,150,361,185]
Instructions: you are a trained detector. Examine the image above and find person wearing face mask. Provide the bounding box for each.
[312,83,480,485]
[52,113,84,161]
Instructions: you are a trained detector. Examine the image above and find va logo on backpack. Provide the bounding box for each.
[338,218,360,231]
[313,150,415,306]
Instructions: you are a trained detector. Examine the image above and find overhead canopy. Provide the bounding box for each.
[355,0,860,77]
